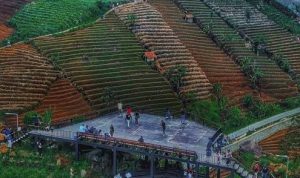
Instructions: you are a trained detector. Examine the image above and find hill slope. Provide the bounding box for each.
[115,2,212,99]
[34,13,181,115]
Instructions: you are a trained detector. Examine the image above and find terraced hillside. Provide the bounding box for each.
[203,0,300,83]
[0,0,30,22]
[115,3,212,99]
[8,0,102,42]
[34,79,96,125]
[0,44,58,112]
[0,0,30,42]
[0,24,13,41]
[259,128,300,158]
[150,0,256,105]
[247,0,300,35]
[176,0,298,100]
[34,13,181,115]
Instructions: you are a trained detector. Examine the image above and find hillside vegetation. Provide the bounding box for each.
[7,0,104,43]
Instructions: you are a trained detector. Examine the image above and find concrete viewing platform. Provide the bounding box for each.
[30,114,244,171]
[57,113,216,156]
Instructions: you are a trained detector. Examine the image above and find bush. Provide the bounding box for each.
[72,116,86,124]
[23,111,40,125]
[164,65,187,93]
[251,102,283,119]
[281,97,300,109]
[225,107,243,127]
[42,109,52,126]
[273,54,291,73]
[240,57,264,89]
[242,94,255,108]
[187,100,220,128]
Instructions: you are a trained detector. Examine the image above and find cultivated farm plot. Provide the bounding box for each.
[115,3,212,99]
[0,0,31,22]
[0,44,58,112]
[8,0,102,42]
[176,0,298,100]
[203,0,300,86]
[150,0,256,106]
[33,79,96,125]
[34,14,181,116]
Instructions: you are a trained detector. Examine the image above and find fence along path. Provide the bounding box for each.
[34,13,181,116]
[115,2,212,100]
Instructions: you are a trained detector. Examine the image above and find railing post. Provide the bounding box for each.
[230,170,235,178]
[150,154,154,178]
[75,132,79,161]
[112,147,117,176]
[195,163,200,178]
[217,169,221,178]
[205,166,209,178]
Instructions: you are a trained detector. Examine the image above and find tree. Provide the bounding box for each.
[212,83,228,120]
[245,8,251,23]
[240,57,264,89]
[164,65,187,93]
[42,109,52,126]
[242,94,255,108]
[101,87,116,106]
[127,13,137,27]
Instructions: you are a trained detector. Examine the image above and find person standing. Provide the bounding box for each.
[138,136,144,143]
[165,108,172,120]
[126,106,132,116]
[110,124,115,137]
[161,120,166,136]
[135,112,140,125]
[117,100,123,118]
[126,114,131,128]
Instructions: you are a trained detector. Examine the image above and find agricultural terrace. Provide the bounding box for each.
[0,0,30,41]
[247,0,300,35]
[115,3,212,100]
[150,0,256,106]
[33,79,96,126]
[0,0,31,22]
[203,0,300,85]
[176,0,298,100]
[0,44,58,112]
[33,13,181,116]
[7,0,105,43]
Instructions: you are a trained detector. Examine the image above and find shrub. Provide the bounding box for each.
[242,94,255,108]
[240,57,264,89]
[281,97,300,109]
[23,111,40,125]
[225,107,243,127]
[251,102,283,119]
[42,109,52,126]
[187,100,220,128]
[101,87,116,106]
[272,54,291,73]
[72,116,86,124]
[164,65,187,93]
[127,13,137,27]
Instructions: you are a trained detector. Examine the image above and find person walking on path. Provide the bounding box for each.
[135,112,140,125]
[110,124,114,137]
[126,114,131,128]
[161,120,166,136]
[117,100,123,118]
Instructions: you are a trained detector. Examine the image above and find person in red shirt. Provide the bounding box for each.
[126,106,132,116]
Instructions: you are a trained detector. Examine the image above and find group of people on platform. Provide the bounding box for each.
[78,123,115,139]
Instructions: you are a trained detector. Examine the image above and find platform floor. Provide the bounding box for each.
[57,113,215,156]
